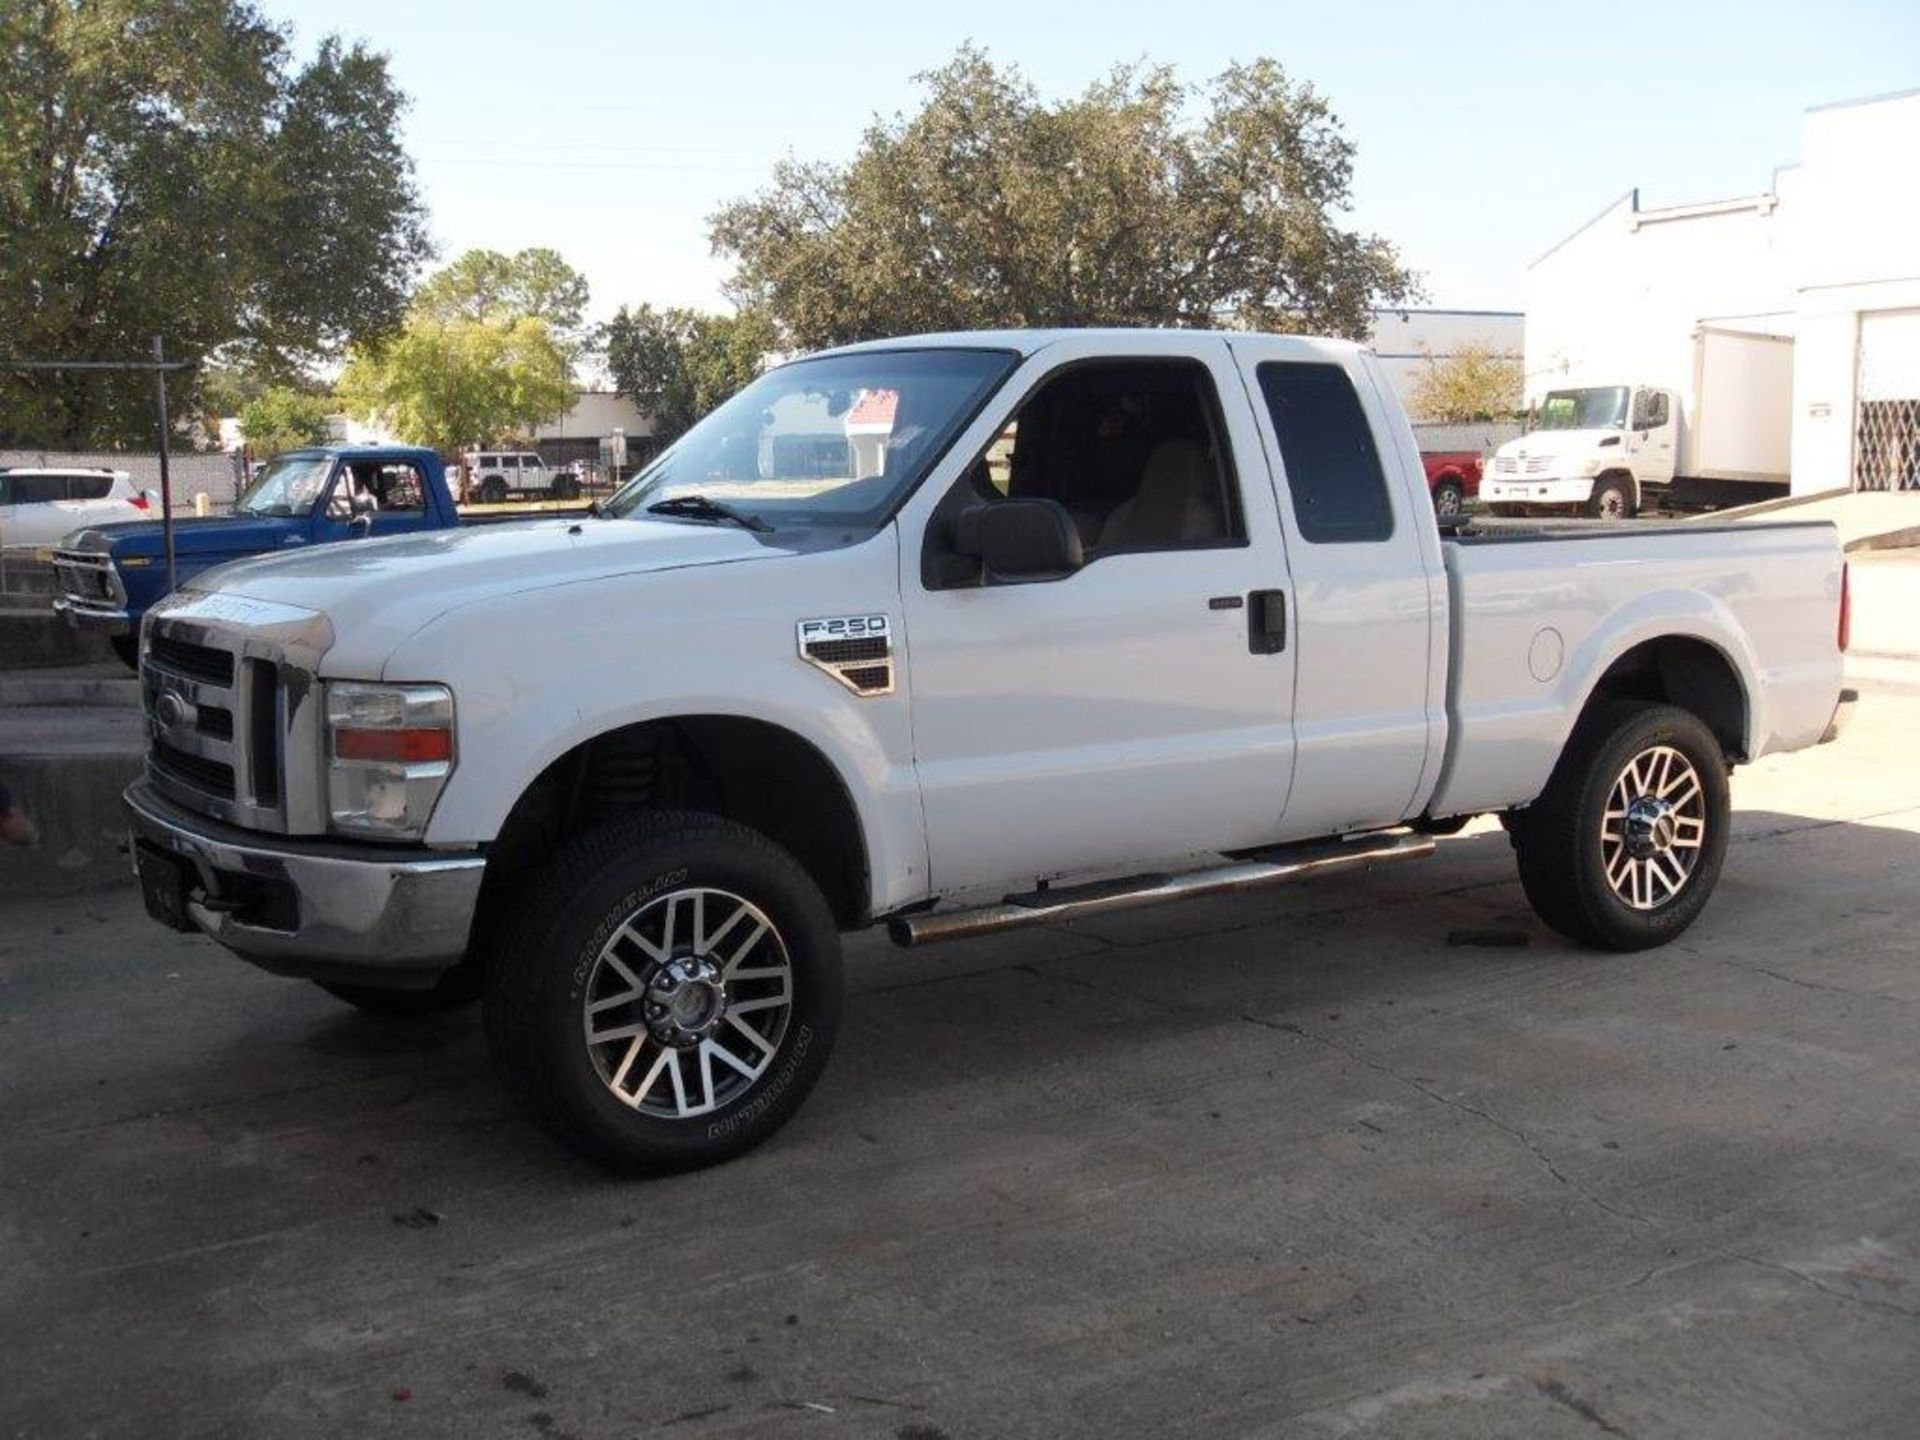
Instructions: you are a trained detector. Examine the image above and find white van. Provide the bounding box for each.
[463,450,578,504]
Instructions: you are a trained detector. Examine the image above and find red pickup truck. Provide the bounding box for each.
[1422,451,1482,518]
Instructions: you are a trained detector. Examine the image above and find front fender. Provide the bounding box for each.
[385,532,929,915]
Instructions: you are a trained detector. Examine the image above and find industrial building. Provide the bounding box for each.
[1527,87,1920,497]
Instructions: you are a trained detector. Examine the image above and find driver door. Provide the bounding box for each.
[898,334,1299,898]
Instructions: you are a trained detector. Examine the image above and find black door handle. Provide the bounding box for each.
[1248,590,1287,654]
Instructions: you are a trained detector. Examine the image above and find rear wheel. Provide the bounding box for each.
[1432,480,1465,518]
[1586,474,1636,520]
[480,476,507,504]
[553,475,580,501]
[484,811,842,1175]
[1511,701,1730,951]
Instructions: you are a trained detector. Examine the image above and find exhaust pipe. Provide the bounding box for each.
[888,831,1435,947]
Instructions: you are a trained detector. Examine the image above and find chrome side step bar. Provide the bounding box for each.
[887,831,1435,948]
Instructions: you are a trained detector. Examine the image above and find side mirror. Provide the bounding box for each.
[951,498,1083,582]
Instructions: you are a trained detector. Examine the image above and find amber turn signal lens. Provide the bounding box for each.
[333,727,453,764]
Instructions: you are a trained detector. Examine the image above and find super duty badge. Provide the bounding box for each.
[797,615,894,696]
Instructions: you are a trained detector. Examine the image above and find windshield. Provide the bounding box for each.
[234,455,334,517]
[1535,387,1629,432]
[604,348,1018,529]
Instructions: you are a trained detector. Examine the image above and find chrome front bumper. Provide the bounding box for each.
[125,779,485,981]
[51,595,132,635]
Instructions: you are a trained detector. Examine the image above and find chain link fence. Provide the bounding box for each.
[1853,400,1920,491]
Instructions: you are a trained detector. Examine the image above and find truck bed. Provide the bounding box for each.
[1426,517,1844,819]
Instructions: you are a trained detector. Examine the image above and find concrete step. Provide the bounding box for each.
[0,605,118,669]
[0,547,60,597]
[0,662,139,707]
[0,705,144,897]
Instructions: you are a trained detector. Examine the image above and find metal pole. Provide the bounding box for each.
[152,335,176,591]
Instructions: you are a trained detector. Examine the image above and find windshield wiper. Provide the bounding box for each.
[645,494,771,532]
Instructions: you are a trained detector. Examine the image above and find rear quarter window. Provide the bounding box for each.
[69,475,113,500]
[1256,362,1396,544]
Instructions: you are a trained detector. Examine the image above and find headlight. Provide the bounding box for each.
[325,682,455,839]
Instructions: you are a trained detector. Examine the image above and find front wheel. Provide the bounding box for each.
[484,811,842,1175]
[1432,480,1465,519]
[1586,475,1636,520]
[1511,701,1731,951]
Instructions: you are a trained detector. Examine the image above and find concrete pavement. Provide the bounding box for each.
[1,677,1917,1439]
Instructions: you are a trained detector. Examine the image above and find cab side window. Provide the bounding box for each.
[1256,362,1395,545]
[956,359,1243,562]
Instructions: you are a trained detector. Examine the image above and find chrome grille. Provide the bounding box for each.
[1492,456,1518,475]
[52,549,123,611]
[140,596,333,835]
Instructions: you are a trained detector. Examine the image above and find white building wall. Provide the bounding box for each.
[533,391,654,442]
[1366,309,1524,413]
[1526,88,1920,497]
[1790,91,1920,494]
[1525,191,1794,405]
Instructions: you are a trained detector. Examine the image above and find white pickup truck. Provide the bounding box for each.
[125,329,1854,1174]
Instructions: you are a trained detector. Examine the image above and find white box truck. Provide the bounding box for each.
[1483,327,1793,517]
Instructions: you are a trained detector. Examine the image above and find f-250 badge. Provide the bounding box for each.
[797,615,894,696]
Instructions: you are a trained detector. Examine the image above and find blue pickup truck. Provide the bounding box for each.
[53,446,471,667]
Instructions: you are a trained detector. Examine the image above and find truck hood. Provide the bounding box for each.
[1496,429,1622,463]
[185,517,786,675]
[63,513,304,562]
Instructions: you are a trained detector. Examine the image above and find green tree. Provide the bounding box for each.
[338,314,573,452]
[0,2,429,448]
[414,248,593,358]
[603,305,777,445]
[1407,342,1524,423]
[237,386,333,458]
[710,47,1416,349]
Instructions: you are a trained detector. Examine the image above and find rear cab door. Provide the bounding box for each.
[1224,338,1449,836]
[897,332,1301,897]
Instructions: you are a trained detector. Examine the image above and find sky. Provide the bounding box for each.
[271,0,1920,326]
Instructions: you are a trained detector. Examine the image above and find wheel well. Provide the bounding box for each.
[1581,637,1747,760]
[480,717,871,931]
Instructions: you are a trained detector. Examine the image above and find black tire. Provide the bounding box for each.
[480,476,507,505]
[1586,474,1636,520]
[319,964,483,1017]
[110,633,140,671]
[553,476,579,502]
[484,810,842,1175]
[1511,701,1731,951]
[1432,480,1465,518]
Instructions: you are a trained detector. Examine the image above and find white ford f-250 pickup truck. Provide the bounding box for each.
[125,329,1854,1174]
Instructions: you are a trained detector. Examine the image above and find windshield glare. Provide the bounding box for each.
[605,348,1017,529]
[235,455,334,517]
[1536,387,1629,432]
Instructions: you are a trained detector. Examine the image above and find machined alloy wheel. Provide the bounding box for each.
[583,887,794,1119]
[1600,745,1707,910]
[485,810,842,1174]
[1433,481,1465,518]
[1512,701,1731,951]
